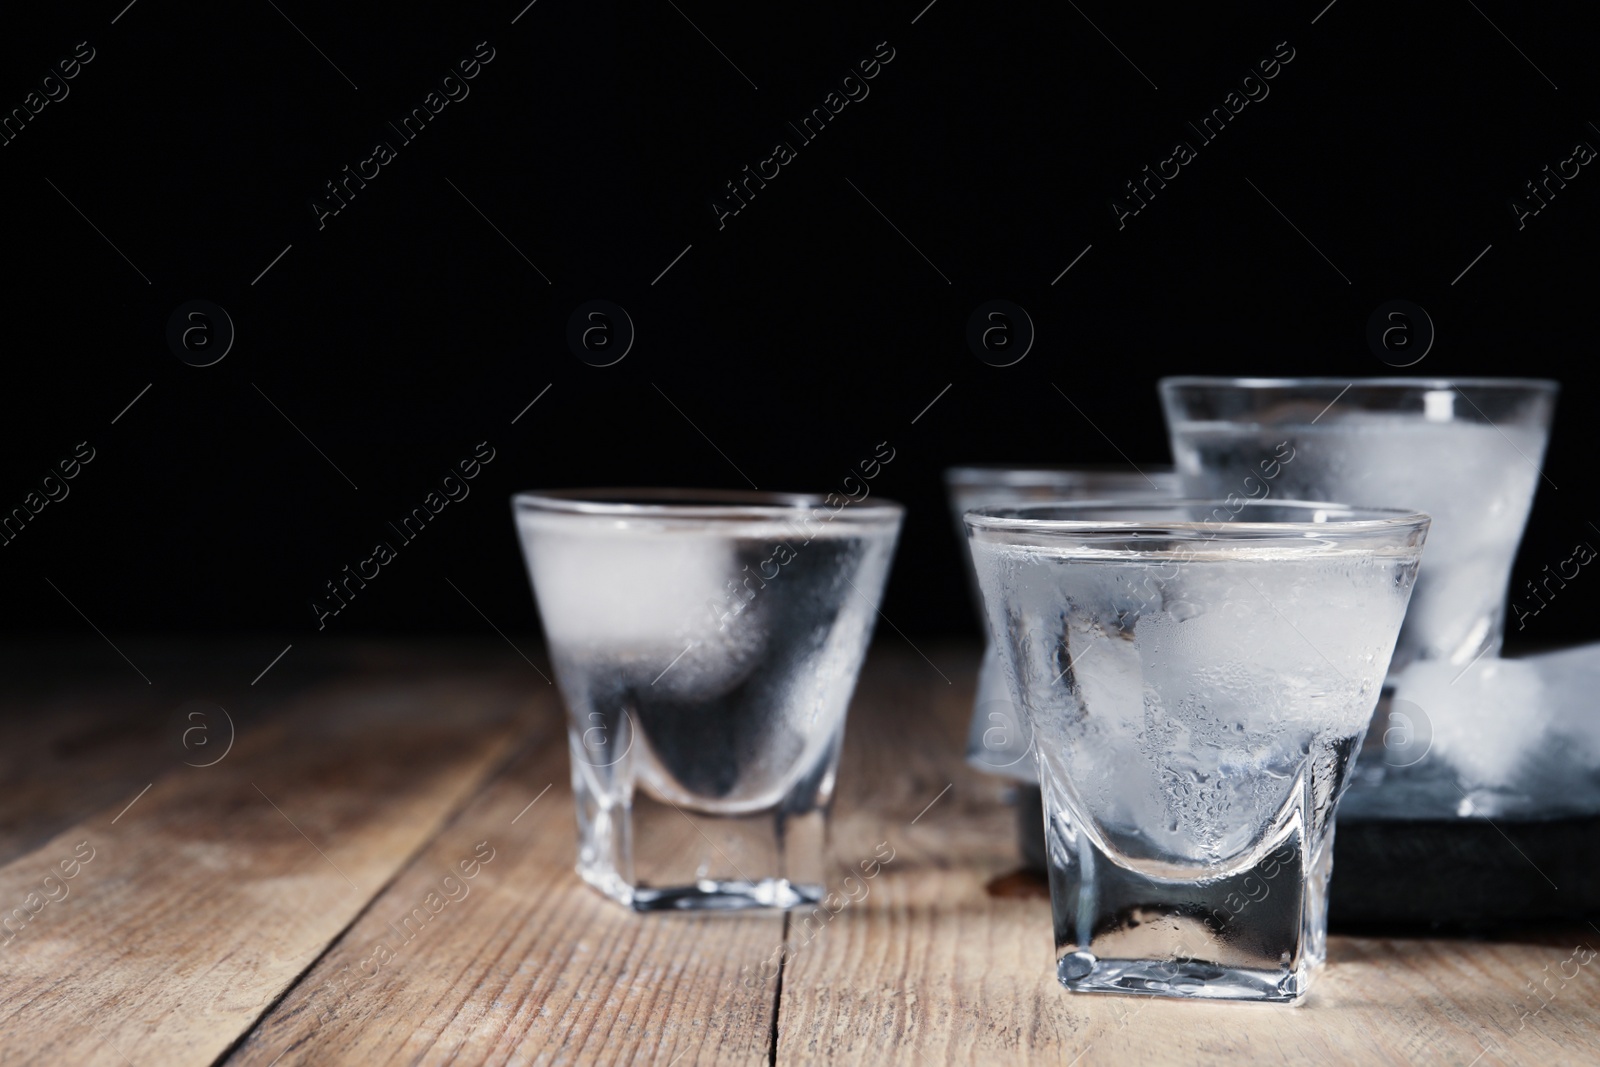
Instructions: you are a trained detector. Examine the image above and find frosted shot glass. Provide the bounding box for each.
[944,467,1177,779]
[514,489,903,911]
[1160,377,1556,670]
[967,500,1427,1002]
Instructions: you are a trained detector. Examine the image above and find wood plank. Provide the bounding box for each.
[225,712,783,1066]
[775,646,1600,1065]
[0,665,536,1067]
[0,637,368,866]
[0,680,173,866]
[11,641,1594,1066]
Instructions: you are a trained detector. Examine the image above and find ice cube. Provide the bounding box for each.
[1525,641,1600,767]
[1391,657,1547,789]
[520,518,733,649]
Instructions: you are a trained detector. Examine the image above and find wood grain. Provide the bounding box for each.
[0,637,398,865]
[3,642,1596,1066]
[0,667,533,1067]
[225,712,783,1066]
[0,680,172,866]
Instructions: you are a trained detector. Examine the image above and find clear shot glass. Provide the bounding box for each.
[966,500,1428,1002]
[944,467,1177,779]
[513,489,903,911]
[1159,377,1556,670]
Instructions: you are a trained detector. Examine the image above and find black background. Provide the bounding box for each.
[1,0,1592,653]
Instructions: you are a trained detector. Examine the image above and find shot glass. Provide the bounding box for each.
[944,467,1178,779]
[513,489,903,911]
[966,500,1428,1002]
[1159,378,1556,670]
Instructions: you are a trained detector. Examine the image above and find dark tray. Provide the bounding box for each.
[1328,812,1600,926]
[1011,784,1600,929]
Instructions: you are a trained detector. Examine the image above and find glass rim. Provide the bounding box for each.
[513,487,904,522]
[1159,375,1559,393]
[964,497,1430,540]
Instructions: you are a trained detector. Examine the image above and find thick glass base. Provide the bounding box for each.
[571,728,836,912]
[1042,771,1331,1004]
[586,872,823,912]
[1056,952,1310,1004]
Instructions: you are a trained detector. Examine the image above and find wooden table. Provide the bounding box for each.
[2,641,1596,1065]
